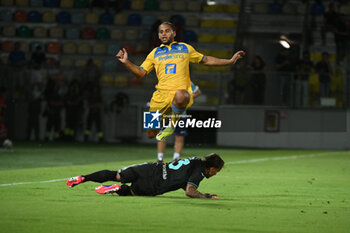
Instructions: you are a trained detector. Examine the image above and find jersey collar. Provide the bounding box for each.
[160,41,178,48]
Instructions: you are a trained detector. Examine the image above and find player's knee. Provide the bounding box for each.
[147,129,158,138]
[173,90,190,109]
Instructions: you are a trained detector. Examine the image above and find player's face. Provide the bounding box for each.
[206,167,221,178]
[158,24,176,45]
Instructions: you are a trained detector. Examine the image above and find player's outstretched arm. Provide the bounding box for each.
[185,183,219,199]
[116,48,147,79]
[201,50,245,66]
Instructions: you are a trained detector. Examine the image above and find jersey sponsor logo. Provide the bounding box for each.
[143,110,161,129]
[162,164,167,180]
[165,63,176,74]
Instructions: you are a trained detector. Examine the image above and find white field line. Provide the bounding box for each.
[0,152,345,187]
[226,152,342,165]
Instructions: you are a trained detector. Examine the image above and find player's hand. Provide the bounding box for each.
[205,193,219,199]
[231,50,245,64]
[116,48,128,63]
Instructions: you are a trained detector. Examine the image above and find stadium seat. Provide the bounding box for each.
[128,77,143,88]
[107,44,119,55]
[33,27,47,37]
[81,27,96,39]
[131,0,144,10]
[15,0,28,6]
[0,10,13,22]
[28,11,42,22]
[74,0,88,8]
[203,4,225,12]
[217,35,235,43]
[30,0,43,7]
[297,3,307,14]
[225,5,240,13]
[172,0,186,11]
[65,27,80,39]
[145,0,159,11]
[197,34,215,42]
[85,12,98,24]
[282,3,297,14]
[114,13,127,25]
[93,59,102,67]
[157,14,168,22]
[57,11,71,24]
[1,41,15,52]
[159,0,171,11]
[171,14,185,26]
[210,50,231,58]
[46,42,61,53]
[185,15,199,27]
[19,41,29,52]
[1,0,14,6]
[46,57,58,66]
[114,75,128,87]
[252,3,269,14]
[310,1,325,15]
[103,59,116,71]
[13,10,28,22]
[44,0,59,7]
[17,25,32,37]
[49,27,64,38]
[61,58,73,67]
[63,42,77,54]
[99,12,113,25]
[340,5,350,15]
[268,2,282,14]
[187,0,201,12]
[30,41,44,52]
[42,12,56,23]
[100,74,114,85]
[2,26,16,37]
[71,12,84,24]
[93,44,106,55]
[77,43,91,54]
[200,19,236,28]
[142,14,156,26]
[122,44,137,55]
[127,13,142,26]
[125,29,138,41]
[60,0,73,8]
[184,30,197,42]
[96,28,110,40]
[110,29,123,40]
[75,58,85,67]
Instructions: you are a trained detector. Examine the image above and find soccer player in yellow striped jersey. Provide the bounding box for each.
[116,22,245,156]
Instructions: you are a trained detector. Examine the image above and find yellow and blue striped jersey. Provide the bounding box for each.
[140,42,204,93]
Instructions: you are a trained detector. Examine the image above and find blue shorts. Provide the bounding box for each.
[174,117,188,137]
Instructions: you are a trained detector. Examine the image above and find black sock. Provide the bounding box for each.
[116,185,132,196]
[83,170,118,183]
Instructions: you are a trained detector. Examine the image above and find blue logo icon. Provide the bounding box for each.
[143,110,161,129]
[165,64,176,74]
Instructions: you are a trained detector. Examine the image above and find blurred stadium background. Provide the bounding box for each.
[0,0,350,149]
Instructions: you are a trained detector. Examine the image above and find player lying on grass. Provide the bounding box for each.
[67,153,224,199]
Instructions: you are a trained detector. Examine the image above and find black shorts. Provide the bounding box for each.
[119,162,161,196]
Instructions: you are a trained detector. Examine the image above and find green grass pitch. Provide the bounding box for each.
[0,142,349,233]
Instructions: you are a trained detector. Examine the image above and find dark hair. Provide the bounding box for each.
[203,153,224,169]
[158,21,176,32]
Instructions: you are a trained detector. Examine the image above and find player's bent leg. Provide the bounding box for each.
[66,170,119,187]
[156,90,190,141]
[95,184,134,196]
[173,89,191,109]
